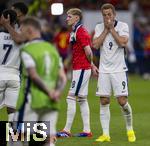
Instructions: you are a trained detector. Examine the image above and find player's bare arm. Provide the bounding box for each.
[27,67,56,101]
[56,68,67,92]
[93,28,108,49]
[110,28,128,47]
[54,68,67,101]
[84,45,99,76]
[84,45,93,63]
[107,19,128,47]
[1,15,26,44]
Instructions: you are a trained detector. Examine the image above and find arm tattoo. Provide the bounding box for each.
[86,52,93,64]
[56,78,66,92]
[32,77,49,96]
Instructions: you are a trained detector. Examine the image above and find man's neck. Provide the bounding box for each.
[72,21,82,32]
[28,33,41,41]
[18,16,25,25]
[72,21,78,29]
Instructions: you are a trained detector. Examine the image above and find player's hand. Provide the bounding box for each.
[104,22,109,30]
[104,19,109,29]
[106,19,114,30]
[53,90,61,102]
[48,89,55,101]
[0,14,10,26]
[91,63,99,77]
[48,89,61,102]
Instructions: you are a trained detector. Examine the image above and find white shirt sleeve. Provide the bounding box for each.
[119,23,129,38]
[21,52,36,68]
[93,23,104,39]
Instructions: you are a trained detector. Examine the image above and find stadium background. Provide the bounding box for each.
[0,0,150,146]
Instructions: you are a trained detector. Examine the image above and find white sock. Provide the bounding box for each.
[121,102,133,131]
[64,96,76,132]
[100,104,110,136]
[8,113,15,122]
[78,98,90,132]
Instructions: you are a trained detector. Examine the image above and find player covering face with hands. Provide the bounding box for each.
[93,3,136,143]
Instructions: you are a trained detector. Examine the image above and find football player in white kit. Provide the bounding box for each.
[1,2,28,44]
[93,3,136,142]
[0,9,20,122]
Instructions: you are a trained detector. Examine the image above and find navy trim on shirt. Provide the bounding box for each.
[114,20,118,27]
[17,77,31,125]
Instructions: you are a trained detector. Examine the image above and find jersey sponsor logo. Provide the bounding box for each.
[122,90,126,93]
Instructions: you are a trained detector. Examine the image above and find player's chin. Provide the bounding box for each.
[67,21,71,26]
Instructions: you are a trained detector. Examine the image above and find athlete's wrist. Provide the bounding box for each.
[91,62,95,68]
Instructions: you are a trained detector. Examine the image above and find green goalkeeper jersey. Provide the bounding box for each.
[16,40,60,110]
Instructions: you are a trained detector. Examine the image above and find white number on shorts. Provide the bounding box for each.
[72,81,76,88]
[122,81,126,90]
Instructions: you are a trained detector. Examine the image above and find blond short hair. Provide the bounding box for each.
[67,8,82,21]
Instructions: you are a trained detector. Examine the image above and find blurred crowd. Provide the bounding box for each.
[0,0,150,79]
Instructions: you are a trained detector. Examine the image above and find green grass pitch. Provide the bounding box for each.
[1,75,150,146]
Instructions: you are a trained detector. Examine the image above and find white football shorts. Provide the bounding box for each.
[96,72,128,97]
[0,80,20,109]
[69,69,91,97]
[14,102,58,136]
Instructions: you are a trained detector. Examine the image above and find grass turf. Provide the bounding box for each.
[0,75,150,146]
[56,75,150,146]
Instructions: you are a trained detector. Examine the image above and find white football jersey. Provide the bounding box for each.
[94,20,129,73]
[0,31,20,80]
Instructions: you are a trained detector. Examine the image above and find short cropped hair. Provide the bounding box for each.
[2,9,17,25]
[12,2,28,15]
[67,8,82,21]
[101,3,116,14]
[20,16,41,31]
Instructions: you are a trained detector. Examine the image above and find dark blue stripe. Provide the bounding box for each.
[123,47,128,70]
[126,72,129,95]
[114,20,118,27]
[75,69,85,96]
[0,29,9,33]
[19,63,22,82]
[17,77,31,126]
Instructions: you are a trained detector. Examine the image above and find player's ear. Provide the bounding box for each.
[75,15,79,21]
[113,11,116,17]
